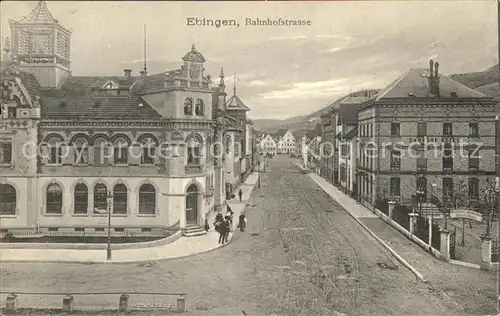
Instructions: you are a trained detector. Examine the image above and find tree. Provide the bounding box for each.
[477,178,497,237]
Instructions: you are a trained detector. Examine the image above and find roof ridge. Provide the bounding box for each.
[442,75,487,97]
[375,69,413,101]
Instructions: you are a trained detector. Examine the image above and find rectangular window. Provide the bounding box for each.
[469,122,479,137]
[468,178,479,201]
[417,122,427,137]
[74,228,84,232]
[390,150,401,170]
[442,178,453,202]
[391,123,400,136]
[443,123,453,137]
[95,228,105,232]
[7,107,16,118]
[141,147,155,165]
[49,147,62,165]
[114,147,128,164]
[468,145,480,170]
[390,177,401,197]
[114,228,125,232]
[0,142,12,164]
[187,146,200,164]
[442,144,453,171]
[416,148,427,171]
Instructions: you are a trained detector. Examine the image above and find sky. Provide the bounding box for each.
[0,1,498,120]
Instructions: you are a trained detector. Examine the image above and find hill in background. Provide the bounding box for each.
[254,64,499,134]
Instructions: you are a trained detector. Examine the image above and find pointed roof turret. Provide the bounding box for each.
[17,1,57,24]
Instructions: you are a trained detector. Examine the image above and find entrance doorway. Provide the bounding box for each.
[186,184,198,224]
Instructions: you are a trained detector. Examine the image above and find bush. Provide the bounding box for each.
[393,204,411,230]
[375,199,389,215]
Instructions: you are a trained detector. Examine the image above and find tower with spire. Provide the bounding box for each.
[8,1,72,88]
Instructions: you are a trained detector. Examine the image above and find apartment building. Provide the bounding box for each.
[357,60,497,207]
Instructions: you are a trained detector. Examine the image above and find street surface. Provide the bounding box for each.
[0,156,496,315]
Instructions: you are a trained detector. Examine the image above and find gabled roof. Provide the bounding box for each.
[338,100,364,125]
[374,68,486,100]
[226,94,250,111]
[40,76,162,120]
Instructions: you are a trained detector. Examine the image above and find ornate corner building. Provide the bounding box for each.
[0,1,254,237]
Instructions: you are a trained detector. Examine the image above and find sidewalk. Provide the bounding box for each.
[307,172,497,314]
[0,172,261,264]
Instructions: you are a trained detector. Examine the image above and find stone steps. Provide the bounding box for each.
[183,224,207,237]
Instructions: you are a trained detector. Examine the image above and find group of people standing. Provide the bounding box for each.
[207,203,247,245]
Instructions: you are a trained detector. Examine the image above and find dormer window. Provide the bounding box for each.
[103,81,117,90]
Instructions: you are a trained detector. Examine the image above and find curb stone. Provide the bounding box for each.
[0,173,261,265]
[306,173,428,283]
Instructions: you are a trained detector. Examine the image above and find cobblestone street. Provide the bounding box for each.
[0,156,495,315]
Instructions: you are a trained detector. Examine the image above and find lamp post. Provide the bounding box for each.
[484,184,493,238]
[106,191,113,261]
[429,182,437,249]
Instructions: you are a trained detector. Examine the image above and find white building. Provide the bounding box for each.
[259,134,277,155]
[336,97,366,196]
[277,130,296,154]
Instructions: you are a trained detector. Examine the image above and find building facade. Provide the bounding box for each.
[0,2,254,236]
[277,130,296,155]
[357,60,497,209]
[259,134,277,155]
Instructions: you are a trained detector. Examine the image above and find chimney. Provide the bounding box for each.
[428,60,440,97]
[123,69,132,79]
[140,70,147,77]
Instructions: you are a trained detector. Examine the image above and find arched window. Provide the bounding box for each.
[93,183,108,214]
[46,136,64,165]
[94,137,110,165]
[184,98,193,115]
[74,183,88,214]
[195,99,204,116]
[186,134,202,165]
[113,137,129,164]
[141,137,156,165]
[139,184,156,215]
[113,184,127,214]
[74,138,89,165]
[0,184,16,215]
[46,183,63,214]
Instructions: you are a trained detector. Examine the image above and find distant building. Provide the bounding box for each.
[357,60,497,208]
[336,97,366,196]
[259,134,277,155]
[277,130,296,154]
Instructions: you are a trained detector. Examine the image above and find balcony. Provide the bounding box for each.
[390,164,401,171]
[185,164,203,174]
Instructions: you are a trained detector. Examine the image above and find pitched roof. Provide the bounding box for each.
[343,126,358,139]
[338,98,365,124]
[40,76,162,120]
[134,72,167,95]
[375,68,486,100]
[226,94,250,111]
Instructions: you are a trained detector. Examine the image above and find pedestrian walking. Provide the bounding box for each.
[238,214,247,232]
[204,218,210,232]
[238,189,243,202]
[218,222,225,244]
[223,219,230,243]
